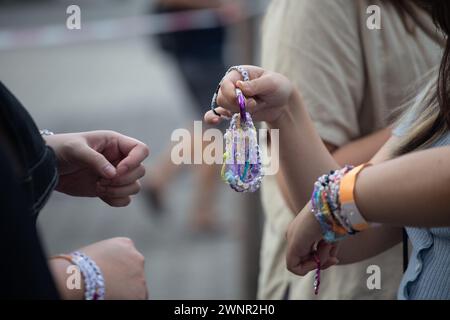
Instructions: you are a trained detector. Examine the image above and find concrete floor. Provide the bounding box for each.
[0,1,252,299]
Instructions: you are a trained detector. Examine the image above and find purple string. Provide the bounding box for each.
[237,89,247,122]
[313,252,321,295]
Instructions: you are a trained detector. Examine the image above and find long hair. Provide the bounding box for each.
[394,0,450,156]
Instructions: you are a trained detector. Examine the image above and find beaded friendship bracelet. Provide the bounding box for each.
[39,129,54,136]
[309,165,375,295]
[222,112,263,192]
[52,251,105,300]
[311,164,374,244]
[313,251,321,295]
[311,166,354,243]
[71,251,105,300]
[212,66,263,193]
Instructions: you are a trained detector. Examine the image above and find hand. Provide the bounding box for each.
[286,203,339,276]
[50,237,148,300]
[45,131,149,207]
[204,65,294,125]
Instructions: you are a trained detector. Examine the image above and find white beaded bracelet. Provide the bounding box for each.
[70,251,105,300]
[39,129,54,136]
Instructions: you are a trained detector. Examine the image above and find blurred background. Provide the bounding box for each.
[0,0,269,299]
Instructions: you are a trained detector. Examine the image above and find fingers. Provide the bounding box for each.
[234,65,265,80]
[288,258,318,277]
[286,250,302,275]
[204,110,222,125]
[287,241,339,276]
[217,78,241,113]
[98,181,141,198]
[236,76,274,97]
[316,241,333,265]
[97,157,146,207]
[72,143,117,179]
[286,240,318,276]
[288,254,338,276]
[321,257,340,270]
[204,65,268,122]
[99,165,145,187]
[100,195,132,207]
[115,135,150,175]
[329,244,339,258]
[97,161,142,206]
[217,79,259,114]
[204,108,232,125]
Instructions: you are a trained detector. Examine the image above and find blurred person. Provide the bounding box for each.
[0,81,149,299]
[143,0,242,232]
[207,0,443,299]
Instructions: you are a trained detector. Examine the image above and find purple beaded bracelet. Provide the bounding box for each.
[217,66,264,192]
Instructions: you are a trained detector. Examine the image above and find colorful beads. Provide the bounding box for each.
[310,166,355,243]
[212,66,264,193]
[70,251,105,300]
[313,252,321,295]
[222,112,263,192]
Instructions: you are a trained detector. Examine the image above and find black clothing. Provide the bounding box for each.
[0,81,59,299]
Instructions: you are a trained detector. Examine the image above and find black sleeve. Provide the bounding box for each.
[0,147,60,300]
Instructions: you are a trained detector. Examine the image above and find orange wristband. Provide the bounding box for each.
[339,163,371,232]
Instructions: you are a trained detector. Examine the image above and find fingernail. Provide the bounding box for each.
[103,164,116,178]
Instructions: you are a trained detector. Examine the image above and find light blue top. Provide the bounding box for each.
[393,106,450,300]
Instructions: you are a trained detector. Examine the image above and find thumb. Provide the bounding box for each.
[237,77,272,97]
[75,144,117,178]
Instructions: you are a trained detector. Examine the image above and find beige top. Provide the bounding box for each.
[259,0,443,299]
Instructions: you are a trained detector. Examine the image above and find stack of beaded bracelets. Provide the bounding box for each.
[55,251,105,300]
[222,111,262,192]
[212,66,263,193]
[311,165,369,243]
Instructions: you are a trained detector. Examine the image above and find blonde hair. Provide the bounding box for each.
[394,75,449,156]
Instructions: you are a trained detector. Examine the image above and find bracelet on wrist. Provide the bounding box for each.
[51,251,105,300]
[311,164,372,243]
[39,129,54,136]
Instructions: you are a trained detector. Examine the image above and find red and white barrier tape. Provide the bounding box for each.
[0,6,264,51]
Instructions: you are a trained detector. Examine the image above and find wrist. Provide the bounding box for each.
[42,134,63,157]
[49,257,84,300]
[304,201,323,237]
[267,88,302,129]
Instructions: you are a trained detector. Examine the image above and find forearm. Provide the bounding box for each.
[278,126,392,214]
[336,226,402,264]
[356,146,450,227]
[331,127,392,166]
[49,258,84,300]
[268,90,340,213]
